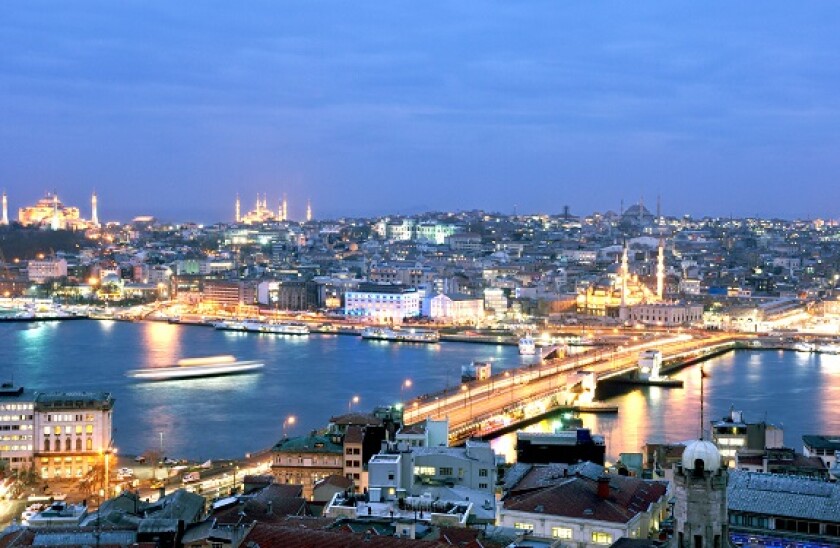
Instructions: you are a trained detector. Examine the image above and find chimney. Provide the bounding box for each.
[597,475,610,499]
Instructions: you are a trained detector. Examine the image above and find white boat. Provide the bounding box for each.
[793,342,815,353]
[127,355,264,381]
[518,336,536,355]
[361,327,439,343]
[212,320,247,331]
[242,320,310,335]
[816,343,840,354]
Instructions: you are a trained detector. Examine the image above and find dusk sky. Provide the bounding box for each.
[2,2,840,222]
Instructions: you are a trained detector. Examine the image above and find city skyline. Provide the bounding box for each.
[3,3,840,221]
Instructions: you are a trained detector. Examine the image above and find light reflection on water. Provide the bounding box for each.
[4,321,839,463]
[492,348,840,462]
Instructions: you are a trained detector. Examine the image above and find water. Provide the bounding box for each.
[0,320,527,460]
[492,348,840,463]
[3,321,838,462]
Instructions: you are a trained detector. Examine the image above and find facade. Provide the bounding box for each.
[498,464,669,547]
[0,385,114,478]
[428,293,484,322]
[202,279,256,309]
[270,434,344,500]
[628,303,704,327]
[483,287,508,313]
[35,392,115,479]
[516,428,606,465]
[27,259,69,283]
[344,283,421,321]
[711,408,784,467]
[18,193,82,230]
[367,439,496,503]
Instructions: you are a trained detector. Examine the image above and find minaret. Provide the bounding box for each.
[91,190,99,227]
[282,194,288,221]
[1,191,8,226]
[235,194,241,223]
[620,243,629,308]
[306,199,312,222]
[278,200,282,220]
[255,194,261,213]
[50,193,60,231]
[656,238,665,300]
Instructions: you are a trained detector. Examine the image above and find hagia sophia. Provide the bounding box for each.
[1,191,100,230]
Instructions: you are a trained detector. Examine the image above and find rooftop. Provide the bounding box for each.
[272,434,343,455]
[728,470,840,523]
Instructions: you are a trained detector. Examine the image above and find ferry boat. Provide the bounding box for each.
[242,320,310,335]
[361,327,439,343]
[212,320,247,331]
[816,342,840,354]
[793,341,815,353]
[518,336,537,355]
[127,355,264,381]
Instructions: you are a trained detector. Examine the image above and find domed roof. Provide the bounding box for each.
[682,439,721,472]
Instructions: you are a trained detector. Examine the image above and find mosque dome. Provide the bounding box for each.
[682,439,721,473]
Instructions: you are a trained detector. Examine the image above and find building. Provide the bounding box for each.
[483,287,508,314]
[516,428,606,465]
[395,419,449,449]
[0,384,36,474]
[628,303,704,327]
[711,408,784,467]
[0,384,114,478]
[27,258,68,283]
[257,280,318,311]
[427,293,484,322]
[270,433,344,500]
[344,283,421,322]
[18,193,82,230]
[497,462,669,547]
[672,440,728,548]
[202,279,256,309]
[367,439,496,503]
[735,447,828,479]
[34,391,115,479]
[728,470,840,543]
[802,435,840,473]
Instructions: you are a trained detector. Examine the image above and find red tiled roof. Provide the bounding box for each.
[503,474,668,525]
[329,412,384,426]
[344,425,365,444]
[213,484,310,523]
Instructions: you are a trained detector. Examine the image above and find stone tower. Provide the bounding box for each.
[673,440,728,548]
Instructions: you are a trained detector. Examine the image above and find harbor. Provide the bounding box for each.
[2,319,840,462]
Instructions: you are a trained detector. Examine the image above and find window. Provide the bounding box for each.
[85,425,93,434]
[86,438,92,451]
[552,527,573,539]
[54,426,61,435]
[479,468,488,477]
[514,522,534,532]
[44,439,50,452]
[592,531,613,544]
[414,466,435,476]
[439,467,453,476]
[479,483,488,489]
[75,438,82,451]
[43,427,50,435]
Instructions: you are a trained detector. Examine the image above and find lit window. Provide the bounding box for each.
[514,522,534,532]
[552,527,573,539]
[592,531,613,544]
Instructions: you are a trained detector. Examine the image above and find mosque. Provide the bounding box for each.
[235,193,312,225]
[5,191,100,230]
[576,240,667,317]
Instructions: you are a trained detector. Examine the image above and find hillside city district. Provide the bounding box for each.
[0,191,839,547]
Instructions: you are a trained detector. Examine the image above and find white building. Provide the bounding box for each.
[26,258,68,283]
[344,283,420,322]
[427,293,484,322]
[483,287,508,314]
[629,303,704,327]
[0,385,115,478]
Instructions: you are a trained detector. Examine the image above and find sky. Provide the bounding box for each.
[2,2,840,222]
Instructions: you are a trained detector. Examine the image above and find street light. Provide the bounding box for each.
[348,395,360,412]
[282,415,296,438]
[400,379,412,401]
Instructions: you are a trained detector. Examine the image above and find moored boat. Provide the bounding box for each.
[242,320,310,335]
[127,355,264,381]
[361,326,439,343]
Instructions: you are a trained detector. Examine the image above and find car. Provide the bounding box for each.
[162,457,178,466]
[134,455,146,463]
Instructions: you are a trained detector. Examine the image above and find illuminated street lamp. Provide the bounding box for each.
[348,395,360,412]
[400,379,412,401]
[282,415,296,438]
